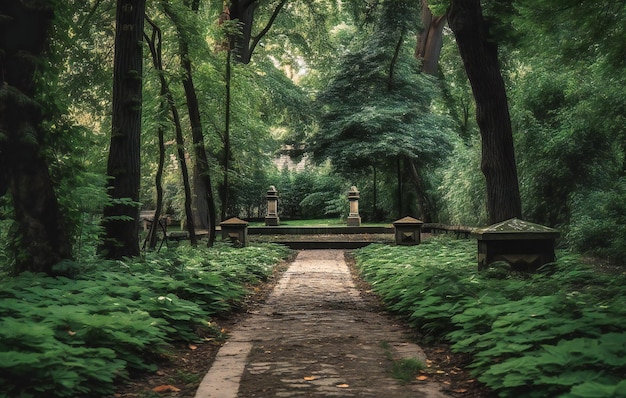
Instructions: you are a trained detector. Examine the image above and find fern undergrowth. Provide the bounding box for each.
[0,243,291,398]
[355,237,626,398]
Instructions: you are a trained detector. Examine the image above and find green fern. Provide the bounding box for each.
[354,237,626,397]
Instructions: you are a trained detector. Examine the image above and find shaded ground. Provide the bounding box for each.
[114,249,494,398]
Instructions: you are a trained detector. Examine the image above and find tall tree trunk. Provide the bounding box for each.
[144,17,197,246]
[396,158,403,218]
[416,0,446,76]
[448,0,522,224]
[222,49,232,220]
[229,0,257,63]
[100,0,146,259]
[406,158,433,222]
[162,0,217,246]
[143,20,167,251]
[0,1,72,274]
[146,102,166,250]
[228,0,287,64]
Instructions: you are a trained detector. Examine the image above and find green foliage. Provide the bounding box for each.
[568,179,626,263]
[355,238,626,397]
[507,1,626,247]
[436,138,487,225]
[270,166,347,219]
[0,243,291,397]
[390,358,425,384]
[310,0,453,172]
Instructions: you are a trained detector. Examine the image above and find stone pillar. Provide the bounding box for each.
[472,218,560,272]
[393,216,424,245]
[220,217,249,247]
[265,185,280,226]
[346,186,361,227]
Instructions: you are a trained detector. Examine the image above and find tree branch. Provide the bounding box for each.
[388,33,403,91]
[248,0,288,60]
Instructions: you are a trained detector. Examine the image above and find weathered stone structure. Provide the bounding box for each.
[473,218,560,271]
[265,186,280,226]
[393,216,424,246]
[220,217,249,247]
[346,186,361,227]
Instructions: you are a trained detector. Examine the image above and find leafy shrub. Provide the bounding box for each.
[0,243,291,398]
[568,179,626,264]
[355,238,626,397]
[436,139,487,226]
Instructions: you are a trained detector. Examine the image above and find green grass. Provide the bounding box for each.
[247,218,391,227]
[354,237,626,398]
[390,358,425,383]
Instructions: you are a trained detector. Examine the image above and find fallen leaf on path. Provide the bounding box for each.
[153,385,181,393]
[188,344,197,350]
[336,383,350,388]
[454,388,468,393]
[416,375,429,381]
[303,376,317,381]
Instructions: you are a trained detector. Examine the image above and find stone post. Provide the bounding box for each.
[265,185,280,226]
[220,217,249,247]
[393,216,424,245]
[472,218,560,272]
[346,186,361,227]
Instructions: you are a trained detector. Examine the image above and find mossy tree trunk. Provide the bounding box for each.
[0,1,72,274]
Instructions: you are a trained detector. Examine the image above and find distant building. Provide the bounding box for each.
[273,145,308,172]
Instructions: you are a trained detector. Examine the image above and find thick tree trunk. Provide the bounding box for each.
[448,0,522,224]
[100,0,146,259]
[0,1,72,274]
[416,0,446,76]
[229,0,257,63]
[228,0,287,64]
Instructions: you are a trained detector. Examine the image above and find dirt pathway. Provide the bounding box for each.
[195,250,450,398]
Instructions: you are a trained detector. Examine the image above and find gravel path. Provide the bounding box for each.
[195,250,450,398]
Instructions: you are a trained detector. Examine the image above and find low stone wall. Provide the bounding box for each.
[247,226,394,235]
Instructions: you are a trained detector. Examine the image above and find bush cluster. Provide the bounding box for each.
[0,243,291,398]
[355,238,626,397]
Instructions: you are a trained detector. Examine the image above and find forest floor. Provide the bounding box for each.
[114,248,494,398]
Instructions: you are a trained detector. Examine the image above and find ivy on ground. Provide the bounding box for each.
[0,243,291,398]
[355,238,626,398]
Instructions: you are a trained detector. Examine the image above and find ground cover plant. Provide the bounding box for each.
[354,238,626,397]
[0,243,291,398]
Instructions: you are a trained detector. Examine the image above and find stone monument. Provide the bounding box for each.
[265,185,280,226]
[346,186,361,227]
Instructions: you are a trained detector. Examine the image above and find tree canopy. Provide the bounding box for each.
[0,0,624,269]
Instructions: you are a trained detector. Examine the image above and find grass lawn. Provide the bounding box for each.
[247,218,392,227]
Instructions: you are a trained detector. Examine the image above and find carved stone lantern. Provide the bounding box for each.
[393,216,424,245]
[346,186,361,227]
[472,218,560,272]
[265,185,280,226]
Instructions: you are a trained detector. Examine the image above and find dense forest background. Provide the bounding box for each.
[1,0,625,272]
